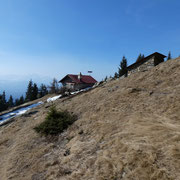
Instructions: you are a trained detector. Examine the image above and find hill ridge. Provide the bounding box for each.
[0,58,180,180]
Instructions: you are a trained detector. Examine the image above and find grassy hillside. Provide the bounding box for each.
[0,58,180,180]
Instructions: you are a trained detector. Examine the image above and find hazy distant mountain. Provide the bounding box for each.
[0,74,52,99]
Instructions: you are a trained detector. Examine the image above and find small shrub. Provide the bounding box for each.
[34,106,77,135]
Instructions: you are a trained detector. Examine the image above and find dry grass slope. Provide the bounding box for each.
[0,58,180,180]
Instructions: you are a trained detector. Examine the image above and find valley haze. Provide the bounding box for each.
[0,74,52,99]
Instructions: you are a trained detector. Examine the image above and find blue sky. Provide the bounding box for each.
[0,0,180,97]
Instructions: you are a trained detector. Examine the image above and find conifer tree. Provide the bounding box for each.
[19,95,25,105]
[39,84,48,98]
[0,91,8,112]
[49,78,59,94]
[167,51,172,60]
[104,76,108,81]
[8,95,14,107]
[118,56,128,77]
[136,53,145,62]
[14,96,24,106]
[114,72,118,79]
[15,98,20,106]
[2,91,7,110]
[0,94,4,112]
[32,83,38,100]
[2,91,6,104]
[43,84,48,95]
[26,80,33,101]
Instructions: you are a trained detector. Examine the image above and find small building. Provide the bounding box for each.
[59,73,97,91]
[127,52,166,76]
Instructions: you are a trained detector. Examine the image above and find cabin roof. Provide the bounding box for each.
[127,52,166,70]
[59,74,97,84]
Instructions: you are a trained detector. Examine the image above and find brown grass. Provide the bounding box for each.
[0,58,180,180]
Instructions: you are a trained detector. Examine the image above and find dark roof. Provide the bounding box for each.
[127,52,166,70]
[59,74,97,84]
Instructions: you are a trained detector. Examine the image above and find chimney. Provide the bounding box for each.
[78,72,82,80]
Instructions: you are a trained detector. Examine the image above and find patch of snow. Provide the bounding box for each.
[47,95,62,103]
[9,113,16,116]
[0,101,43,126]
[83,87,92,91]
[70,87,92,95]
[16,109,28,115]
[70,91,80,95]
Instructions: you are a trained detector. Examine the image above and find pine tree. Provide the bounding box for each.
[26,80,33,101]
[2,91,8,110]
[2,91,6,104]
[0,91,8,112]
[14,96,24,106]
[0,94,3,112]
[114,72,118,79]
[49,78,59,94]
[8,95,14,107]
[104,76,108,81]
[19,95,24,105]
[118,56,128,77]
[39,84,48,98]
[32,83,38,100]
[167,51,172,60]
[15,98,20,106]
[136,53,145,62]
[43,84,48,95]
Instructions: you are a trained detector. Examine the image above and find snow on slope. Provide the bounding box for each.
[0,101,43,126]
[47,95,62,102]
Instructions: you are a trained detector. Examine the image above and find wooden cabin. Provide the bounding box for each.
[59,73,97,91]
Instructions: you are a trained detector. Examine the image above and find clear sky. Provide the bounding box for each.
[0,0,180,87]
